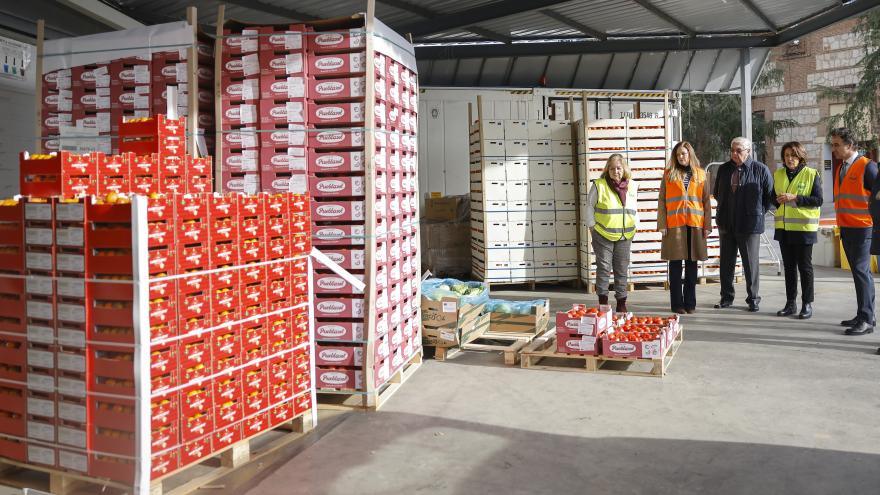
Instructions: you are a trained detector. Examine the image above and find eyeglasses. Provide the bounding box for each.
[731,148,750,154]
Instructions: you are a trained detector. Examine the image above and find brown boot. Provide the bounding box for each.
[616,297,627,313]
[598,294,609,306]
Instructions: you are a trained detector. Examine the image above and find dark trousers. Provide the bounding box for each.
[720,231,761,305]
[669,260,698,310]
[840,230,875,323]
[779,243,814,304]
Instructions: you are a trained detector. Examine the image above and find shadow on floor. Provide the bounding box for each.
[238,411,880,495]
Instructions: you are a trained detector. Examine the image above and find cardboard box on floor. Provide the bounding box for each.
[421,296,488,347]
[424,195,469,222]
[421,222,471,277]
[489,301,550,335]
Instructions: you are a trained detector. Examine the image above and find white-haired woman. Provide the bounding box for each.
[712,136,774,313]
[586,153,639,313]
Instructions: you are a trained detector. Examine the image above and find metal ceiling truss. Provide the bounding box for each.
[397,0,574,39]
[538,9,607,40]
[630,0,696,36]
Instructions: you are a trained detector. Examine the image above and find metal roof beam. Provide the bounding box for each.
[538,9,607,40]
[220,0,319,21]
[738,0,777,32]
[399,0,575,38]
[651,51,669,89]
[58,0,144,30]
[466,27,513,44]
[630,0,696,36]
[774,0,879,45]
[415,35,772,59]
[379,1,512,44]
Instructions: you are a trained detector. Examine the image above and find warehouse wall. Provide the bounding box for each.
[417,87,673,201]
[0,42,36,199]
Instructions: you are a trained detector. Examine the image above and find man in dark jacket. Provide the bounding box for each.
[713,137,775,312]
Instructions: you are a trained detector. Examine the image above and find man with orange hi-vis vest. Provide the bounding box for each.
[832,128,878,337]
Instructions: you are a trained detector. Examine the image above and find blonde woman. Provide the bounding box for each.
[658,141,712,314]
[586,154,639,312]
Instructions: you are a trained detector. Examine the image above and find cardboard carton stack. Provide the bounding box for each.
[421,195,471,279]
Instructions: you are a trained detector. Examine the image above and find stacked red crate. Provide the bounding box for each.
[0,200,26,461]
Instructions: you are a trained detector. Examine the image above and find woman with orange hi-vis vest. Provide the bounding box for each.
[658,142,712,314]
[831,127,878,337]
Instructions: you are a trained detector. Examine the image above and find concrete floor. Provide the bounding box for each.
[237,265,880,495]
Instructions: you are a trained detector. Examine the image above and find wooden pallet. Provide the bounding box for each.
[317,350,423,411]
[483,279,580,291]
[0,412,314,495]
[520,326,683,378]
[427,325,550,365]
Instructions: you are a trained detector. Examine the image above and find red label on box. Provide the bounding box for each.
[315,368,362,390]
[314,298,365,318]
[315,321,364,341]
[308,29,365,53]
[307,128,364,149]
[311,224,365,246]
[308,102,365,125]
[314,273,363,295]
[308,76,365,100]
[307,149,365,173]
[309,176,365,197]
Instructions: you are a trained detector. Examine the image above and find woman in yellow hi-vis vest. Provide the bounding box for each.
[772,141,822,319]
[586,154,639,312]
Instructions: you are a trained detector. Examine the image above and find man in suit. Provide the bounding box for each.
[713,137,775,312]
[832,127,878,336]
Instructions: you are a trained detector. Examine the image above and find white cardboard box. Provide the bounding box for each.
[504,160,528,180]
[507,200,529,211]
[531,210,555,221]
[484,200,507,211]
[551,140,573,157]
[485,210,508,222]
[528,160,554,180]
[557,246,578,261]
[507,210,530,222]
[527,140,551,157]
[535,267,558,278]
[529,181,554,201]
[483,248,510,263]
[480,120,504,139]
[528,120,551,140]
[482,139,505,157]
[558,267,578,277]
[508,247,534,262]
[531,200,556,211]
[508,221,532,242]
[503,120,528,139]
[483,160,506,181]
[533,245,558,262]
[552,160,575,180]
[550,121,571,140]
[504,140,528,159]
[485,222,509,242]
[507,181,530,201]
[557,222,577,242]
[485,181,507,200]
[554,181,576,201]
[533,221,557,241]
[555,209,577,221]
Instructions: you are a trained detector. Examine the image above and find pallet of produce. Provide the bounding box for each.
[485,298,549,335]
[420,278,489,348]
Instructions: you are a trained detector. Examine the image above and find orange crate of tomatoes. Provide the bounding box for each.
[555,304,612,337]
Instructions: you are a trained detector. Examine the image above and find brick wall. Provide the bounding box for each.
[752,17,867,170]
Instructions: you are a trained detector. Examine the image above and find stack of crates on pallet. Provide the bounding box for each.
[218,24,311,194]
[470,118,578,284]
[0,192,314,488]
[40,35,215,156]
[21,116,210,198]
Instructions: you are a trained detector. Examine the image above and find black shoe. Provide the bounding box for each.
[747,303,759,312]
[714,300,732,309]
[684,308,696,314]
[844,321,874,336]
[798,303,812,320]
[876,347,880,355]
[776,302,796,317]
[841,317,876,326]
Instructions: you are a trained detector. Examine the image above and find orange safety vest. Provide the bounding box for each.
[664,168,706,229]
[834,156,873,228]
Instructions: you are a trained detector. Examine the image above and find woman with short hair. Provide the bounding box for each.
[658,141,712,314]
[585,153,639,312]
[772,141,822,319]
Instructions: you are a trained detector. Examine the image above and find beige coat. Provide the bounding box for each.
[657,170,712,261]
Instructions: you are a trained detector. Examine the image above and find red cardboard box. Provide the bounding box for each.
[311,200,365,221]
[259,99,306,125]
[314,297,365,318]
[262,25,307,52]
[307,128,365,149]
[315,367,363,390]
[556,333,600,355]
[260,52,305,76]
[307,29,366,53]
[314,273,364,295]
[307,102,365,125]
[221,149,259,172]
[221,101,259,127]
[555,306,613,336]
[601,332,667,359]
[221,126,260,150]
[222,27,270,55]
[314,321,365,341]
[309,176,366,197]
[260,146,306,172]
[308,76,365,101]
[261,125,306,148]
[220,171,259,194]
[314,248,365,270]
[260,74,306,99]
[179,436,211,468]
[307,149,365,173]
[220,76,261,101]
[311,224,366,246]
[308,52,366,77]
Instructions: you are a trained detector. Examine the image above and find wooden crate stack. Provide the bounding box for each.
[469,100,578,285]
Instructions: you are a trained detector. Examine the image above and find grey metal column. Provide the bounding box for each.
[740,48,753,157]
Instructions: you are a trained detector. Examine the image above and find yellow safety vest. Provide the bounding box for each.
[774,166,820,232]
[593,178,637,241]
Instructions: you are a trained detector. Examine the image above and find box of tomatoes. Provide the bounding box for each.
[601,314,679,359]
[555,304,612,337]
